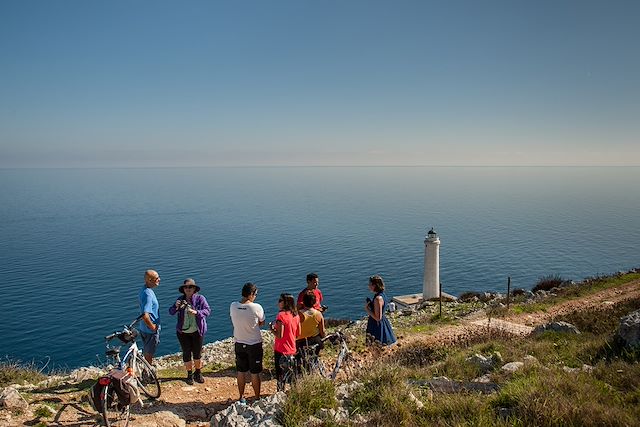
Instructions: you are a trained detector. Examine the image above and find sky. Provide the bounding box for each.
[1,0,639,168]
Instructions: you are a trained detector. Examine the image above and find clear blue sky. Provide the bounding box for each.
[1,0,639,167]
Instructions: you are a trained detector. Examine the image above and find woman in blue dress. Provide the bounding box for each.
[364,275,397,346]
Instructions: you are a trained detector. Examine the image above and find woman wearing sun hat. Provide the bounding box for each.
[168,278,211,384]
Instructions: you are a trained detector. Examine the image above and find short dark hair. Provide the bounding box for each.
[242,282,257,298]
[302,290,317,308]
[306,273,318,283]
[369,275,385,292]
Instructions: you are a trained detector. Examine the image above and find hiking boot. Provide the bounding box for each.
[185,371,194,385]
[194,369,204,384]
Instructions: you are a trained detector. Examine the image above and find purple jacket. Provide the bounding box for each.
[168,293,211,336]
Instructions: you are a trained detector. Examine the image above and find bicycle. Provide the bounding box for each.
[296,339,328,378]
[297,325,358,382]
[320,330,357,380]
[95,315,161,426]
[276,354,298,392]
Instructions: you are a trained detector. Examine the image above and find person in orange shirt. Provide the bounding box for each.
[296,290,326,357]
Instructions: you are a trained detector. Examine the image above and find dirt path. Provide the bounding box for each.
[6,279,639,426]
[394,279,640,350]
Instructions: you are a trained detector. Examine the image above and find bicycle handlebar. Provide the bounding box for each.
[322,331,343,343]
[104,314,144,341]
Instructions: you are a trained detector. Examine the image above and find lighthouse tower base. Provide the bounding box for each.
[391,291,458,309]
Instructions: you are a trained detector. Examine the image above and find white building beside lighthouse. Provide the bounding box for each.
[422,228,440,299]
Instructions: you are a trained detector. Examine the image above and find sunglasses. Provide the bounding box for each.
[184,285,195,289]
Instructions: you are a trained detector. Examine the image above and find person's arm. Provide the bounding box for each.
[317,313,326,338]
[140,291,158,331]
[195,295,211,318]
[142,312,158,331]
[372,296,383,322]
[257,306,265,326]
[274,319,284,339]
[169,299,181,315]
[296,291,304,309]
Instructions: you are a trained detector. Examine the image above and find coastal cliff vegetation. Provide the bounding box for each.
[1,270,639,426]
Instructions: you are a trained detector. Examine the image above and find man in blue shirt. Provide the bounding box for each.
[139,269,161,364]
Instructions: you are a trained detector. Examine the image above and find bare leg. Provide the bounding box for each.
[193,359,202,370]
[237,372,247,399]
[144,354,153,364]
[251,373,261,398]
[185,360,193,371]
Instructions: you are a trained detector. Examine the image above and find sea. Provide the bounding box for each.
[1,166,639,370]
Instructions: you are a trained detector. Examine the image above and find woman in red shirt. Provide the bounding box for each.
[271,293,300,388]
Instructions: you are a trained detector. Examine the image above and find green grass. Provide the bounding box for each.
[400,324,438,334]
[496,271,640,318]
[33,404,55,418]
[278,272,640,426]
[509,302,550,314]
[278,375,337,427]
[491,368,640,426]
[348,364,417,426]
[0,358,46,387]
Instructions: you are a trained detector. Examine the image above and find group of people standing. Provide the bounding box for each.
[137,270,396,402]
[138,270,211,385]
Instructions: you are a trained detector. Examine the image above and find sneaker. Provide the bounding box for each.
[185,372,194,385]
[194,370,205,383]
[238,398,247,405]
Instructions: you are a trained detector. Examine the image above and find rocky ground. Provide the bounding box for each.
[1,276,639,427]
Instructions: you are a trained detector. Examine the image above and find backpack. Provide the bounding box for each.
[89,370,140,413]
[109,369,140,407]
[89,377,109,413]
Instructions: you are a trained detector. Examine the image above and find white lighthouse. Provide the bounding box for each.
[422,228,440,300]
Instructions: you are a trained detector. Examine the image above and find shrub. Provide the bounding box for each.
[532,275,565,292]
[394,342,448,368]
[556,296,640,335]
[34,405,55,419]
[416,393,502,427]
[324,318,352,328]
[279,375,337,427]
[348,364,417,425]
[491,368,640,426]
[459,291,483,302]
[0,358,46,387]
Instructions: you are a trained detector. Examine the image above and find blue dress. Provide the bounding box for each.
[366,292,397,346]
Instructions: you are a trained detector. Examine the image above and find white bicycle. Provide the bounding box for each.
[95,315,161,426]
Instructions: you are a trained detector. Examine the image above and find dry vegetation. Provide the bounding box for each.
[280,271,640,426]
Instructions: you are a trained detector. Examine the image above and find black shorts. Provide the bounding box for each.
[234,342,263,374]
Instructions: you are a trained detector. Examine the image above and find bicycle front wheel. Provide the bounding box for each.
[308,356,329,378]
[101,383,130,427]
[277,368,296,392]
[134,354,161,398]
[332,347,358,381]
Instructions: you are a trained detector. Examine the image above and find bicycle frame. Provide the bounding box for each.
[295,328,354,381]
[104,316,142,371]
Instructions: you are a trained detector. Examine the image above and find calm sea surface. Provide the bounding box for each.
[1,167,639,369]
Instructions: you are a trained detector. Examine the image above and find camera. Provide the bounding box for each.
[177,300,191,310]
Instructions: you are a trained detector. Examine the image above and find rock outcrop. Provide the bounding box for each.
[616,309,640,349]
[532,321,580,335]
[211,392,285,427]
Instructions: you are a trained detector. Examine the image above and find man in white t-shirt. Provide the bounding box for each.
[230,282,265,403]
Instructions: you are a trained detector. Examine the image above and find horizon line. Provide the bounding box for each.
[1,164,640,170]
